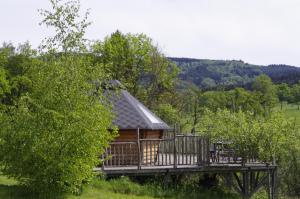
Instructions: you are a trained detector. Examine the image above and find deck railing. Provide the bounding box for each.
[101,130,260,169]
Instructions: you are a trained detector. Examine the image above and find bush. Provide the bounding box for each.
[0,55,116,196]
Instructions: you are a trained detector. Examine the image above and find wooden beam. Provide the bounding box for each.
[243,171,249,199]
[248,172,269,198]
[234,173,244,192]
[173,129,177,168]
[137,128,141,170]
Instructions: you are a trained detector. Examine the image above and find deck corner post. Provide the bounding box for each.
[173,125,177,169]
[268,168,277,199]
[243,171,250,199]
[137,128,141,170]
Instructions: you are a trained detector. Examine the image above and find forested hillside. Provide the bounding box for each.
[170,57,300,89]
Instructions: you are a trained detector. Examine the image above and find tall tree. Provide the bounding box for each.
[252,74,278,116]
[39,0,91,52]
[0,43,36,105]
[0,0,115,196]
[184,86,203,134]
[277,83,291,110]
[227,88,263,115]
[291,82,300,110]
[94,31,179,109]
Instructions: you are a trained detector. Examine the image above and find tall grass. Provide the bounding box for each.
[0,174,241,199]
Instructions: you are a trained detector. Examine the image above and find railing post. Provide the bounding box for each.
[198,137,202,166]
[137,128,141,170]
[206,136,210,165]
[101,153,105,171]
[173,125,177,169]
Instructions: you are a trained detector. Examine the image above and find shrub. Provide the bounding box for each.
[0,55,116,196]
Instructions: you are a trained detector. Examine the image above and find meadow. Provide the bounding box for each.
[275,103,300,126]
[0,174,241,199]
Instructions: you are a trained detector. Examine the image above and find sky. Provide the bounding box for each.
[1,0,300,66]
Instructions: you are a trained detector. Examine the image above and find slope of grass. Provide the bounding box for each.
[0,174,241,199]
[275,103,300,126]
[0,175,155,199]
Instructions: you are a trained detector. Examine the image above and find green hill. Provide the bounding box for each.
[169,57,300,89]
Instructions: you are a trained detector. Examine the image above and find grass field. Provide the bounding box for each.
[275,103,300,126]
[0,174,243,199]
[0,175,155,199]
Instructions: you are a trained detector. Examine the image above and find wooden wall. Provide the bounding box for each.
[112,129,163,165]
[115,129,162,141]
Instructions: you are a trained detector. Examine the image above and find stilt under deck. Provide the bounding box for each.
[97,129,277,199]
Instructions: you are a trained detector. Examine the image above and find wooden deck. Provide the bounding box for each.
[97,163,275,176]
[99,131,274,175]
[98,130,277,199]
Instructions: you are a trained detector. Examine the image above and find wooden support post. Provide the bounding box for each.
[268,169,274,199]
[231,170,276,199]
[268,169,276,199]
[250,171,255,192]
[163,170,171,190]
[137,128,141,170]
[243,171,250,199]
[272,168,276,199]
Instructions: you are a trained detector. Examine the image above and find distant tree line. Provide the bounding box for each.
[170,57,300,90]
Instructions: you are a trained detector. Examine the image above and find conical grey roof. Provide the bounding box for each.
[106,81,170,130]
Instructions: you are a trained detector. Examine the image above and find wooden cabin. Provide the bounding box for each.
[105,80,170,166]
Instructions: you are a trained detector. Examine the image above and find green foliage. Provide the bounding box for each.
[39,0,91,52]
[277,83,291,102]
[280,144,300,196]
[196,108,300,197]
[0,67,10,101]
[180,86,265,132]
[273,104,300,196]
[1,0,299,198]
[277,83,292,110]
[201,77,216,89]
[154,103,180,126]
[227,87,263,114]
[0,43,35,106]
[290,82,300,109]
[198,91,228,112]
[172,57,300,89]
[94,31,179,109]
[0,54,116,195]
[252,75,278,115]
[197,109,296,163]
[0,0,117,196]
[275,103,300,126]
[0,174,242,199]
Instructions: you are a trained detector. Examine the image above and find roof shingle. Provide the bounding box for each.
[106,81,170,130]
